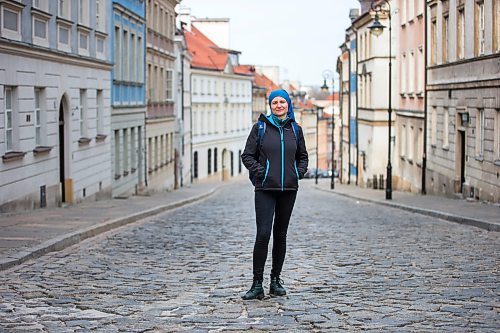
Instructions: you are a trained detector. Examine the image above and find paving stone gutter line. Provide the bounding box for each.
[0,186,219,272]
[315,186,500,232]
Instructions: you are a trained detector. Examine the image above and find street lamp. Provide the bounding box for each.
[321,69,335,190]
[368,0,392,200]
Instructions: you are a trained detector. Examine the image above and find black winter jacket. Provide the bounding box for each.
[241,114,309,191]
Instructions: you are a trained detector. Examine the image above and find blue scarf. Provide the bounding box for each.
[268,89,295,121]
[270,113,288,127]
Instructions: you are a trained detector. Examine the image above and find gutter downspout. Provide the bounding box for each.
[355,28,359,186]
[190,72,194,184]
[347,43,352,185]
[422,3,428,195]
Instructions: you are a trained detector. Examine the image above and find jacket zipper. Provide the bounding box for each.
[262,159,269,186]
[279,127,284,191]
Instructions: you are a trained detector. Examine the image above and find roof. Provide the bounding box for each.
[184,25,228,71]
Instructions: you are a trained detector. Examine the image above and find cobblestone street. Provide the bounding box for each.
[0,181,498,332]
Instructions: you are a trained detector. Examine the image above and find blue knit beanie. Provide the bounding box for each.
[268,89,295,120]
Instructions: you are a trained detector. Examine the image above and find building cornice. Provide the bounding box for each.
[113,3,145,24]
[427,78,500,91]
[428,52,500,70]
[0,39,113,70]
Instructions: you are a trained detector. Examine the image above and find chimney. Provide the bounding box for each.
[178,6,192,31]
[358,0,372,14]
[349,8,360,22]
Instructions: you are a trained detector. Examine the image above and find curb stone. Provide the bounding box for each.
[0,187,219,271]
[314,186,500,232]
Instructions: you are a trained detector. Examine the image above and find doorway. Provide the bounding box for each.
[457,130,466,194]
[58,100,66,202]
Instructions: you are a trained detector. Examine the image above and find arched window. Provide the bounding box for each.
[207,148,212,174]
[214,148,218,172]
[238,149,242,173]
[193,151,198,178]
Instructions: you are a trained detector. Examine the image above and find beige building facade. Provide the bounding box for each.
[145,0,179,192]
[426,0,500,202]
[393,0,426,193]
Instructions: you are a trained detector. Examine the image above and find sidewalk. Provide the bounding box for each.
[0,179,221,271]
[313,178,500,232]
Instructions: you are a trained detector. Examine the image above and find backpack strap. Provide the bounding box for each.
[257,120,266,148]
[291,122,300,146]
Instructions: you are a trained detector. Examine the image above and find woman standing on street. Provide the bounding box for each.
[240,89,308,300]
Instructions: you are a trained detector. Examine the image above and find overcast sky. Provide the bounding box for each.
[180,0,361,88]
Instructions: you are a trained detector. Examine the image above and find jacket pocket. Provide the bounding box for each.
[294,161,299,181]
[262,159,270,185]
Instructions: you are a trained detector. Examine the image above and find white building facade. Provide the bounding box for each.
[191,69,252,181]
[0,0,113,212]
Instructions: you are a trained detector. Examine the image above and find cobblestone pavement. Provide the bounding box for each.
[0,181,498,332]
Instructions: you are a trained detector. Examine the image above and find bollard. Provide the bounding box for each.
[373,175,378,190]
[379,174,384,190]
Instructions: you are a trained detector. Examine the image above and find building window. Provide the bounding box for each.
[494,0,500,52]
[431,19,437,65]
[79,0,89,26]
[457,7,465,60]
[96,0,105,32]
[495,110,500,160]
[476,108,484,157]
[443,108,449,148]
[239,149,242,173]
[208,148,212,174]
[131,33,136,82]
[114,130,121,178]
[442,15,449,63]
[431,107,437,147]
[79,30,89,53]
[408,126,414,161]
[96,36,105,56]
[96,90,104,134]
[114,26,120,80]
[417,46,424,94]
[5,87,14,151]
[58,0,70,19]
[166,69,173,101]
[418,128,423,162]
[123,129,129,173]
[33,17,47,39]
[138,35,143,82]
[79,90,88,138]
[148,137,153,173]
[1,4,22,41]
[123,30,129,81]
[193,151,198,178]
[475,1,485,56]
[214,147,218,172]
[400,53,406,93]
[409,51,415,94]
[34,88,46,147]
[57,23,71,51]
[130,127,136,171]
[400,124,406,157]
[407,0,414,21]
[33,0,48,12]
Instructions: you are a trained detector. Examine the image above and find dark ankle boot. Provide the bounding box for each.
[241,280,264,300]
[269,276,286,296]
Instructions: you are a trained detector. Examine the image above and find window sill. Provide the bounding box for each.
[95,134,107,142]
[407,158,414,165]
[33,146,53,155]
[400,155,406,161]
[78,137,92,145]
[475,155,484,162]
[114,174,121,180]
[2,151,26,162]
[416,92,424,98]
[431,144,437,149]
[416,161,422,168]
[442,145,450,151]
[494,160,500,167]
[131,168,136,174]
[123,170,129,177]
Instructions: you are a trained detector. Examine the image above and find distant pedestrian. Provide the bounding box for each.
[240,89,309,300]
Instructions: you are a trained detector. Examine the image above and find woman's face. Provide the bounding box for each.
[270,97,288,119]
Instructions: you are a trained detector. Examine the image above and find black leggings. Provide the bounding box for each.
[253,190,297,281]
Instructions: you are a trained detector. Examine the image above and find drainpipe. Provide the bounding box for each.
[347,43,352,185]
[355,28,359,187]
[422,3,428,195]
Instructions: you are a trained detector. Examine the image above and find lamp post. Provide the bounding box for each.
[368,0,392,200]
[321,69,335,189]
